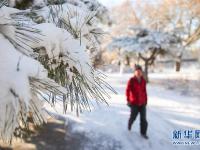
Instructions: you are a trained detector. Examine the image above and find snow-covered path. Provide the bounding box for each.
[50,74,200,150]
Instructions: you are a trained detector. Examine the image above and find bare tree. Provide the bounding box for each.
[136,0,200,71]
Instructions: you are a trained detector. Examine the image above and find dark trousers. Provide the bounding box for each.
[128,105,148,135]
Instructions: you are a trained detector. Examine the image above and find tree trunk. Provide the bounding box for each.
[125,55,130,66]
[175,55,182,72]
[118,48,124,74]
[144,60,149,83]
[175,61,181,72]
[119,61,124,74]
[139,49,158,83]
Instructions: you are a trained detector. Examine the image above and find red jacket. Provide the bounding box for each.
[126,76,147,106]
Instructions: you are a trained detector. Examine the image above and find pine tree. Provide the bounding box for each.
[0,0,115,142]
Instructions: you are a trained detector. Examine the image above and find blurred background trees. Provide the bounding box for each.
[99,0,200,79]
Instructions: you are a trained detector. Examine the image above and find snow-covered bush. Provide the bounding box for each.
[0,0,114,142]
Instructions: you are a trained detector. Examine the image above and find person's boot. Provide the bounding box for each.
[128,124,131,131]
[141,134,149,139]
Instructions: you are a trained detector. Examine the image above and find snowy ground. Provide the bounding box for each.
[45,73,200,150]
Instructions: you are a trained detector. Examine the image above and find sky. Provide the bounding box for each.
[98,0,160,8]
[98,0,124,8]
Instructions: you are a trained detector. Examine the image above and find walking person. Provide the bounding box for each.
[126,64,148,139]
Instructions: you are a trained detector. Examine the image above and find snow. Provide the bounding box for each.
[45,73,200,150]
[149,70,200,81]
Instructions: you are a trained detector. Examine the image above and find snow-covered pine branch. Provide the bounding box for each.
[0,0,114,142]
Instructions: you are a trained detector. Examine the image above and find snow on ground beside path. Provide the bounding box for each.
[45,73,200,150]
[149,72,200,80]
[149,71,200,97]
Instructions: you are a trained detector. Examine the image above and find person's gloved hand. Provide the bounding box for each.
[127,102,132,107]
